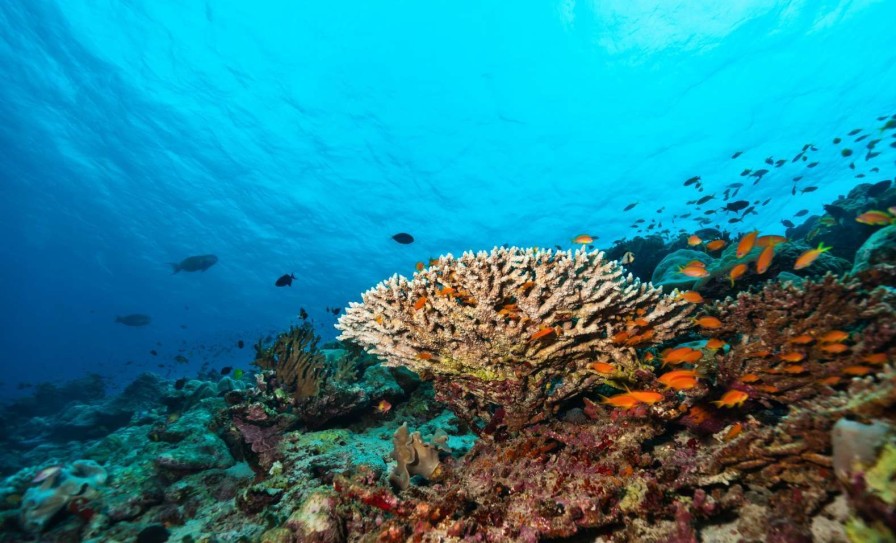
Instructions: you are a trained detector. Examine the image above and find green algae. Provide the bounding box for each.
[866,443,896,505]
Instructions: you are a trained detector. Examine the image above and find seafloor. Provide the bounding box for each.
[2,180,896,542]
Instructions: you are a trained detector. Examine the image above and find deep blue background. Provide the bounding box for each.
[2,0,895,395]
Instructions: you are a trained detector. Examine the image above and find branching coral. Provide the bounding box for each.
[337,247,695,431]
[253,323,326,403]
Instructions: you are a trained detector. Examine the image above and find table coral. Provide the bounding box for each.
[337,247,694,431]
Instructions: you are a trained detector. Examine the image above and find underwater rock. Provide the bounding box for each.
[852,224,896,278]
[18,460,107,533]
[651,248,715,291]
[832,418,893,484]
[286,488,345,543]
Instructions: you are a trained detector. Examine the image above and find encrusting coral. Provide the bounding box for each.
[337,247,695,431]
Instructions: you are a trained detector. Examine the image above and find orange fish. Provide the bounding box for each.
[788,334,814,345]
[589,362,615,374]
[842,365,873,376]
[643,352,656,362]
[705,239,727,251]
[686,260,707,268]
[723,422,743,441]
[794,242,832,270]
[658,369,698,386]
[602,393,641,409]
[413,296,427,310]
[662,347,703,365]
[756,235,787,247]
[375,315,384,325]
[529,327,557,341]
[680,265,710,278]
[665,376,699,390]
[819,330,849,343]
[416,352,433,360]
[778,352,806,363]
[376,399,392,413]
[753,384,779,393]
[855,210,894,225]
[739,373,761,383]
[415,261,425,272]
[632,317,650,327]
[626,390,664,404]
[572,234,594,244]
[695,316,723,329]
[736,230,759,258]
[713,390,749,408]
[705,338,727,350]
[438,286,456,297]
[861,353,888,365]
[687,235,703,246]
[612,331,630,344]
[782,365,807,374]
[817,376,842,386]
[520,281,536,291]
[679,291,704,303]
[729,263,748,286]
[820,343,849,354]
[755,245,775,274]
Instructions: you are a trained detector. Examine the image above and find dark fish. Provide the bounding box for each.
[220,366,232,375]
[751,169,769,177]
[775,159,786,167]
[727,218,742,224]
[392,233,415,244]
[554,244,563,250]
[795,209,809,217]
[867,139,881,149]
[793,176,803,181]
[299,308,308,320]
[275,273,296,287]
[115,314,151,327]
[330,307,341,315]
[174,378,187,390]
[696,194,714,205]
[731,151,742,159]
[170,254,218,273]
[740,168,751,176]
[841,148,853,157]
[801,186,818,193]
[180,324,188,329]
[150,350,158,356]
[867,180,892,197]
[855,134,868,142]
[833,137,841,144]
[866,151,880,160]
[848,128,861,136]
[174,355,189,364]
[871,167,880,173]
[765,157,774,165]
[781,219,795,228]
[724,200,749,212]
[762,198,771,206]
[791,185,796,196]
[741,206,756,216]
[807,162,819,168]
[237,340,244,349]
[849,162,855,170]
[792,152,804,163]
[623,202,638,211]
[856,173,866,178]
[684,176,700,186]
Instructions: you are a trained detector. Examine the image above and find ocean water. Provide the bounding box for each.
[3,0,895,395]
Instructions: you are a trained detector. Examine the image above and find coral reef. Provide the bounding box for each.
[18,460,107,533]
[337,247,695,432]
[388,422,447,490]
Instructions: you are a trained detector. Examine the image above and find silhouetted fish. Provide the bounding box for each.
[170,254,218,273]
[724,200,749,212]
[115,314,151,327]
[848,128,861,136]
[150,350,158,356]
[220,367,232,375]
[237,340,244,349]
[731,151,742,159]
[392,233,414,244]
[781,219,795,228]
[623,202,638,211]
[795,209,809,217]
[683,176,700,186]
[299,308,308,320]
[275,273,296,287]
[801,186,818,193]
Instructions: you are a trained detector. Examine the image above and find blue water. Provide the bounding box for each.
[1,0,895,395]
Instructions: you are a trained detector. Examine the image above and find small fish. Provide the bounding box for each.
[414,296,427,310]
[794,243,832,270]
[696,194,715,205]
[602,393,641,409]
[817,376,842,386]
[237,340,244,349]
[678,291,704,303]
[724,200,749,212]
[170,254,218,273]
[623,202,638,211]
[589,362,615,374]
[739,374,761,383]
[740,168,751,176]
[621,251,635,265]
[31,465,62,484]
[572,234,594,244]
[778,352,805,363]
[818,330,849,343]
[705,338,727,350]
[392,233,415,244]
[765,156,774,165]
[788,334,814,345]
[755,245,775,274]
[625,390,664,405]
[174,355,189,364]
[723,422,743,441]
[232,369,244,380]
[729,263,748,286]
[299,308,308,320]
[856,210,894,225]
[220,366,232,375]
[795,209,809,217]
[848,128,862,136]
[756,235,786,247]
[806,162,819,168]
[705,239,726,251]
[775,159,786,167]
[275,273,296,287]
[841,148,853,157]
[687,235,702,246]
[800,186,818,193]
[861,353,888,365]
[842,365,873,376]
[150,350,158,356]
[731,151,742,159]
[529,327,557,341]
[833,137,842,144]
[781,219,796,228]
[376,399,392,413]
[736,230,759,258]
[679,265,710,278]
[662,347,703,365]
[712,390,749,408]
[115,314,151,327]
[695,316,723,329]
[417,352,433,360]
[658,369,698,387]
[820,343,849,354]
[684,176,701,186]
